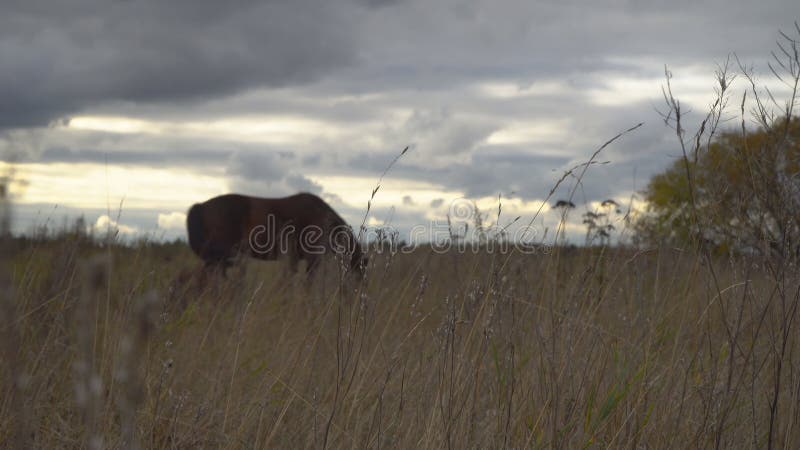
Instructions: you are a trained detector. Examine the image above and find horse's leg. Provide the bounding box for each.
[215,261,230,279]
[228,249,249,280]
[202,260,222,280]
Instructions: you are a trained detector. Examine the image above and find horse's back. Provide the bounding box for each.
[186,192,358,270]
[244,193,335,225]
[281,192,346,227]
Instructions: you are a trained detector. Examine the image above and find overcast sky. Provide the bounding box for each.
[0,0,797,243]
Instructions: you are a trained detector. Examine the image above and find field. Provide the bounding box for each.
[2,233,800,449]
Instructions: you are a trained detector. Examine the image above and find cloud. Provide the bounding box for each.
[355,0,404,7]
[3,0,796,132]
[226,150,323,197]
[285,173,323,194]
[226,150,292,182]
[93,214,138,236]
[157,212,187,230]
[383,108,498,158]
[8,202,188,241]
[0,0,368,129]
[4,0,798,245]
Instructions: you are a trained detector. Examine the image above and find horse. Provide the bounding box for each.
[186,192,367,278]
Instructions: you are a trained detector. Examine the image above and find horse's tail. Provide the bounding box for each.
[186,203,205,257]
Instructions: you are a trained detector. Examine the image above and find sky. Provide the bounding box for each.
[0,0,798,244]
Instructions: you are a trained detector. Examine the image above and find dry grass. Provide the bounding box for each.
[1,233,800,449]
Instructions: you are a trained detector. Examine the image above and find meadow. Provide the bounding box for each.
[2,228,800,449]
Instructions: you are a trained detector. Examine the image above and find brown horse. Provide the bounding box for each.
[186,193,366,277]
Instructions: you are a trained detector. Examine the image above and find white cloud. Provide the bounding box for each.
[157,212,187,230]
[93,214,137,236]
[486,119,571,146]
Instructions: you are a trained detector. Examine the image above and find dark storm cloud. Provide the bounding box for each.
[343,143,571,198]
[387,108,498,155]
[345,0,799,96]
[0,0,366,129]
[355,0,405,7]
[5,0,794,131]
[226,149,294,181]
[285,173,323,194]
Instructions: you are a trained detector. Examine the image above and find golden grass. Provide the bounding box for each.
[2,235,800,449]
